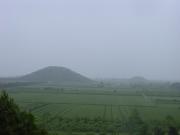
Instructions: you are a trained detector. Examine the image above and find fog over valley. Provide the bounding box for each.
[0,0,180,81]
[1,1,180,135]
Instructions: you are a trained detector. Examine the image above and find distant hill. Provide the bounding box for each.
[0,66,94,85]
[171,82,180,90]
[129,76,148,84]
[96,76,150,87]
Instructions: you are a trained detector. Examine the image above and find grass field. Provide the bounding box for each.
[5,86,180,134]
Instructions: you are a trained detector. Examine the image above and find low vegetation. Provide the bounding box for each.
[1,86,180,135]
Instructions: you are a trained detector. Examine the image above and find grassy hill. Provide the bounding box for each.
[0,66,95,86]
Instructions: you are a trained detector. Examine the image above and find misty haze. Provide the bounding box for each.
[0,0,180,135]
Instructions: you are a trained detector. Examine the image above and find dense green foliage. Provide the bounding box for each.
[0,91,48,135]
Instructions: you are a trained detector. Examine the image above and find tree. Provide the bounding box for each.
[165,116,179,135]
[0,90,48,135]
[127,109,148,135]
[168,126,179,135]
[153,126,165,135]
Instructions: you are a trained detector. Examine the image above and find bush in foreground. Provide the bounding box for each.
[0,90,48,135]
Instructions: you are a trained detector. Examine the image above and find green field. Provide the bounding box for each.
[6,86,180,134]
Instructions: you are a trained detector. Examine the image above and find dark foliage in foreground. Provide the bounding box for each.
[0,90,48,135]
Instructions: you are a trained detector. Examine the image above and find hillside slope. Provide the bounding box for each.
[0,66,94,85]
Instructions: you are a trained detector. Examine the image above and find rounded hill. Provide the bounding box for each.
[18,66,94,84]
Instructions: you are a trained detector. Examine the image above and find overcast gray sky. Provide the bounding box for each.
[0,0,180,81]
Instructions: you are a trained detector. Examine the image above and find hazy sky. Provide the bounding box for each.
[0,0,180,81]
